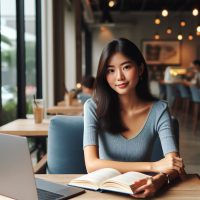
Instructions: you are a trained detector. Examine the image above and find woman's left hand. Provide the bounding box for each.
[130,175,163,198]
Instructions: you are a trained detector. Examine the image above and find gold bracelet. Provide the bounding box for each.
[160,172,170,184]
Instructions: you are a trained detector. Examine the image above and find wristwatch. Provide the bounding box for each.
[160,172,170,184]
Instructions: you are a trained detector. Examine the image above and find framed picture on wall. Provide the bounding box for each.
[142,40,181,65]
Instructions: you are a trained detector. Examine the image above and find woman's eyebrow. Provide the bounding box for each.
[107,60,133,68]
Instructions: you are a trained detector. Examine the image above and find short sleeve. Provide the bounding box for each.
[83,99,98,148]
[156,101,178,155]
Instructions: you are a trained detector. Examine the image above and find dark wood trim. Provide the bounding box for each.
[53,0,65,104]
[36,0,42,98]
[84,23,92,75]
[16,0,26,118]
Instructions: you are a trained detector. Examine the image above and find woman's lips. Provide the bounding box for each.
[116,82,128,89]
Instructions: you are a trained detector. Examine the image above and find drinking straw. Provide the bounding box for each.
[33,95,38,107]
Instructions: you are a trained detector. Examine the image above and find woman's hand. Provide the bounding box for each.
[152,154,185,175]
[130,174,164,198]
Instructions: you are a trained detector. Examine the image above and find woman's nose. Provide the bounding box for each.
[116,69,125,80]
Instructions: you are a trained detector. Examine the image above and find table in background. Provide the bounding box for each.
[0,119,50,160]
[47,105,83,115]
[0,119,49,136]
[36,174,200,200]
[57,99,81,107]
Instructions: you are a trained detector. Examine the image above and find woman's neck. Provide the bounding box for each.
[118,92,142,113]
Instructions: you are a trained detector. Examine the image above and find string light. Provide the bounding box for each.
[180,20,186,27]
[177,34,183,40]
[162,9,168,17]
[166,27,172,34]
[108,0,116,8]
[192,8,199,16]
[188,34,193,40]
[197,25,200,33]
[154,17,161,25]
[154,33,160,40]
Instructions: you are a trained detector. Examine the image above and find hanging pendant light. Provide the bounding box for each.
[162,9,168,17]
[166,27,172,34]
[154,17,161,25]
[177,33,183,40]
[180,20,186,27]
[154,33,160,40]
[192,8,199,16]
[188,34,193,40]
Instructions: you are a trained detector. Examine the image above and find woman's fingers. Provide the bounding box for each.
[132,177,153,194]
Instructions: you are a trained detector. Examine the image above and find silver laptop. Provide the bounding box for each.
[0,133,85,200]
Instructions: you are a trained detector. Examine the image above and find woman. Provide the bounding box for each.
[83,38,185,198]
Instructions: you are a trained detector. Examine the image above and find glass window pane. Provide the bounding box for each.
[24,0,36,115]
[0,0,17,125]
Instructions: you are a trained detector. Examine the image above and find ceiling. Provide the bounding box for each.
[84,0,199,24]
[90,0,199,12]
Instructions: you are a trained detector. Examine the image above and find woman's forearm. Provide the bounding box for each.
[86,158,153,173]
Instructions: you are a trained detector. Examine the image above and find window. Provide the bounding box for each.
[0,0,17,125]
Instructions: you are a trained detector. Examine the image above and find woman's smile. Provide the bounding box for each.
[115,82,129,89]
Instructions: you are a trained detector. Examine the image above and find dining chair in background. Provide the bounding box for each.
[189,86,200,134]
[165,83,179,115]
[176,83,191,122]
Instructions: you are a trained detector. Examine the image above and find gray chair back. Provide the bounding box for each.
[47,115,86,174]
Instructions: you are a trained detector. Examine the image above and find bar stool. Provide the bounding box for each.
[176,83,191,122]
[165,83,179,115]
[189,86,200,134]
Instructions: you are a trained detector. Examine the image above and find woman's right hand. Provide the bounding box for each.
[152,154,185,175]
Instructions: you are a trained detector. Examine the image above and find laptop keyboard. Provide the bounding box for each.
[37,188,64,200]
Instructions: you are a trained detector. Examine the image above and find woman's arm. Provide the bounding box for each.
[84,146,184,174]
[131,152,186,198]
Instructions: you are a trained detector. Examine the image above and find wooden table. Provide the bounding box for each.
[0,119,50,160]
[36,174,200,199]
[0,119,50,136]
[47,105,83,115]
[57,99,81,107]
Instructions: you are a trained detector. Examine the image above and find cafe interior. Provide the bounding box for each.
[0,0,200,199]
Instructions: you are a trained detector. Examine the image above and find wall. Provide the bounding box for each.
[64,2,76,91]
[91,12,200,76]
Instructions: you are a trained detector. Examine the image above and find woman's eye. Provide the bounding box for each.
[107,68,115,73]
[123,65,131,70]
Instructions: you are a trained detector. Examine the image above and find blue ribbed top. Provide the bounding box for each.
[83,98,178,162]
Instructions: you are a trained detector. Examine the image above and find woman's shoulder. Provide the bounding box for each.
[84,98,97,111]
[153,100,169,111]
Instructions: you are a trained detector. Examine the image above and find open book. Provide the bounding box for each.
[69,168,151,195]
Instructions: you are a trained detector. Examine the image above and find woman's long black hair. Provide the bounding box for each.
[94,38,157,134]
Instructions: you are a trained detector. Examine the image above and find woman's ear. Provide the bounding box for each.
[139,63,144,76]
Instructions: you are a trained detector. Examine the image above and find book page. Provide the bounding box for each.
[105,171,151,186]
[69,168,121,189]
[101,171,151,194]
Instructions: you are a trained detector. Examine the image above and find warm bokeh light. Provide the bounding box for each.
[166,27,172,34]
[177,34,183,40]
[192,8,199,16]
[188,34,193,40]
[180,20,186,27]
[197,25,200,32]
[162,9,168,17]
[108,0,115,8]
[154,33,160,40]
[197,31,200,36]
[154,17,161,25]
[76,83,82,89]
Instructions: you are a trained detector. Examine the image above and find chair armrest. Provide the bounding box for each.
[33,154,47,174]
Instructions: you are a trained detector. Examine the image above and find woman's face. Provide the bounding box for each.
[106,52,141,95]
